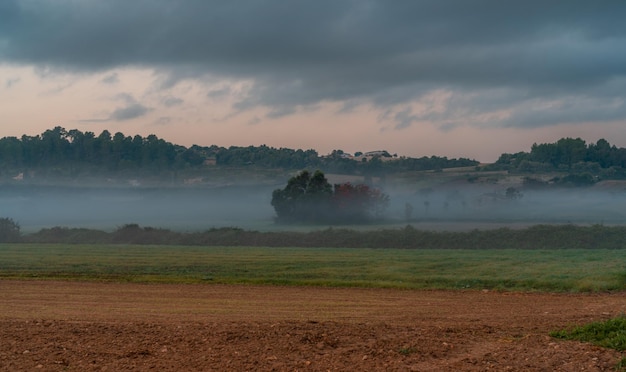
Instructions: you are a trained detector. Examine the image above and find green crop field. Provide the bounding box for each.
[1,244,624,292]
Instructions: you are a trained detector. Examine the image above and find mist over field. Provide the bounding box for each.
[3,181,626,233]
[388,187,626,226]
[0,185,277,233]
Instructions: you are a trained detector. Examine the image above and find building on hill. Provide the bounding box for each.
[355,150,398,162]
[364,150,391,157]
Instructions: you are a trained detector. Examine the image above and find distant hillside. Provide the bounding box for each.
[486,137,626,182]
[0,126,478,184]
[3,127,626,186]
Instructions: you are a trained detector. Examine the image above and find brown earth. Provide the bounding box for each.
[0,280,624,371]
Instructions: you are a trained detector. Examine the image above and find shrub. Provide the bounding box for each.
[26,227,110,244]
[111,223,181,244]
[551,316,626,351]
[0,217,21,242]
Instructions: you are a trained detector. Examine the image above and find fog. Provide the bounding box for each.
[386,183,626,228]
[2,183,626,233]
[0,185,277,233]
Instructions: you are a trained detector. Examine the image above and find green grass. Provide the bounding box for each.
[551,316,626,371]
[1,244,625,291]
[551,316,626,351]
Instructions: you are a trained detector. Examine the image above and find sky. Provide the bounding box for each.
[1,1,626,162]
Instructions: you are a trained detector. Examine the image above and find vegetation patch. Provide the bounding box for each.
[0,126,478,181]
[551,316,626,351]
[0,217,20,243]
[0,244,623,292]
[271,170,389,224]
[12,223,626,250]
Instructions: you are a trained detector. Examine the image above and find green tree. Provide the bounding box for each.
[0,217,21,242]
[40,126,70,166]
[0,137,23,172]
[271,170,333,222]
[505,187,523,200]
[271,170,389,224]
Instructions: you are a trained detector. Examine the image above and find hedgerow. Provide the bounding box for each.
[13,223,626,249]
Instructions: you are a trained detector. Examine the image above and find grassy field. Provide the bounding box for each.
[1,244,624,292]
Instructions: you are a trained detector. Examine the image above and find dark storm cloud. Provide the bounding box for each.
[79,93,151,122]
[2,0,626,128]
[110,103,150,121]
[108,93,151,121]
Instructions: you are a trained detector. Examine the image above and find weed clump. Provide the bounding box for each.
[551,315,626,351]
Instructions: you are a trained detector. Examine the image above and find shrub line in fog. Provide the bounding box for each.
[11,223,626,249]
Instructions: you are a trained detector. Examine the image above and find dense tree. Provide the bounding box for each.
[0,217,21,242]
[0,127,198,177]
[13,126,626,183]
[216,145,321,169]
[0,137,22,173]
[0,127,484,179]
[493,137,626,178]
[333,182,389,222]
[271,170,333,222]
[271,170,389,224]
[40,126,70,165]
[505,187,523,200]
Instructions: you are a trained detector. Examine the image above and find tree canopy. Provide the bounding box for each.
[271,170,389,224]
[0,127,479,181]
[493,137,626,177]
[0,217,20,242]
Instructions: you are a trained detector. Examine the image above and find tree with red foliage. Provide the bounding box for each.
[271,170,389,224]
[332,183,389,222]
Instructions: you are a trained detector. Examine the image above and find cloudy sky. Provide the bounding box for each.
[1,0,626,162]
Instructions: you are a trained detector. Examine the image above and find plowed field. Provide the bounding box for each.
[1,281,624,371]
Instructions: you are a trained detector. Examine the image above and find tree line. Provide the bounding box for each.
[492,137,626,178]
[0,126,188,177]
[0,126,478,179]
[4,221,626,250]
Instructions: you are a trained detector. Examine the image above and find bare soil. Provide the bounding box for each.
[0,280,624,371]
